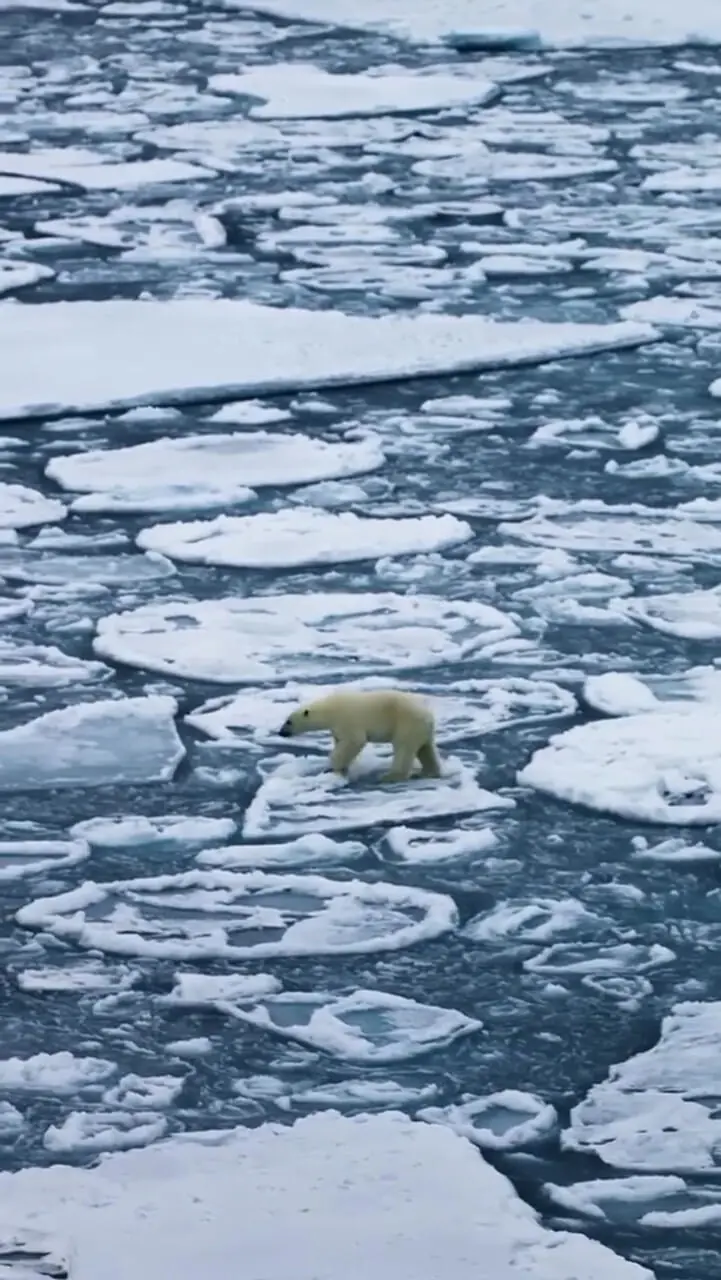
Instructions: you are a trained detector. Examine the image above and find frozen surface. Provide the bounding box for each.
[519,706,721,824]
[16,870,457,959]
[227,0,721,48]
[210,63,498,117]
[0,483,65,529]
[0,300,656,420]
[70,814,237,850]
[564,1002,721,1174]
[47,433,385,515]
[244,751,513,837]
[0,1112,650,1279]
[137,509,472,569]
[0,150,214,191]
[94,593,517,683]
[419,1090,559,1151]
[196,833,366,871]
[0,696,184,792]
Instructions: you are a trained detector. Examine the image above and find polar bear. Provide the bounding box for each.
[278,688,442,783]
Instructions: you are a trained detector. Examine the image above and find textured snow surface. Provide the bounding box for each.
[0,300,656,420]
[0,1112,650,1279]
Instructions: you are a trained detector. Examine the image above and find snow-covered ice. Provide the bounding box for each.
[0,1051,115,1093]
[563,1002,721,1174]
[185,676,574,748]
[419,1090,558,1151]
[16,960,139,995]
[519,706,721,824]
[218,988,481,1064]
[463,897,599,944]
[224,0,721,49]
[0,838,89,882]
[244,751,513,838]
[47,432,385,515]
[0,300,656,420]
[384,824,498,863]
[70,814,237,849]
[0,149,214,192]
[209,62,498,118]
[94,593,518,684]
[44,1111,168,1155]
[137,509,472,569]
[16,870,457,960]
[0,696,184,792]
[196,833,366,871]
[0,483,65,529]
[0,640,110,686]
[0,1111,651,1279]
[615,586,721,639]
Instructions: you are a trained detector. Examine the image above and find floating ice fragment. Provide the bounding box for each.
[70,814,237,849]
[0,483,65,529]
[464,897,598,944]
[420,1090,558,1151]
[0,640,109,687]
[165,1037,212,1058]
[583,673,659,717]
[0,838,89,881]
[385,824,497,864]
[136,509,472,569]
[0,1102,23,1135]
[44,1110,168,1154]
[615,586,721,639]
[0,299,656,421]
[17,870,456,960]
[164,972,281,1007]
[197,833,366,871]
[0,260,54,296]
[94,593,517,684]
[102,1074,184,1110]
[16,960,139,994]
[0,1052,115,1093]
[524,942,674,977]
[0,696,183,792]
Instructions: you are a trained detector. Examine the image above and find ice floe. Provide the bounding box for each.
[0,149,214,192]
[0,1111,650,1280]
[196,833,366,871]
[0,640,110,686]
[136,509,472,569]
[216,988,481,1064]
[16,870,456,959]
[46,432,385,515]
[70,814,237,850]
[233,0,721,49]
[243,752,512,838]
[520,706,721,824]
[15,959,139,995]
[0,259,54,296]
[463,897,599,945]
[499,508,721,561]
[0,838,89,882]
[0,1051,115,1092]
[614,586,721,639]
[0,299,656,420]
[563,1002,721,1174]
[419,1091,558,1152]
[0,483,65,529]
[44,1111,168,1154]
[0,696,184,792]
[94,593,517,684]
[210,63,498,117]
[384,824,498,863]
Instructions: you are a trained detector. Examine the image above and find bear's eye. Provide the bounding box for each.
[303,709,309,717]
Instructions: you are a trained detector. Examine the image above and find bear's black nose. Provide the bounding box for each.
[278,719,292,737]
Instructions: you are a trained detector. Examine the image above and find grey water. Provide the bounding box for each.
[3,5,721,1279]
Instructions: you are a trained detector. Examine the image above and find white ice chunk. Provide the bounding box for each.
[419,1090,558,1151]
[209,62,498,118]
[0,260,54,296]
[0,1111,650,1280]
[499,509,721,560]
[520,707,721,824]
[386,824,497,864]
[220,988,481,1064]
[47,432,384,514]
[463,897,598,944]
[94,593,517,684]
[136,509,472,569]
[0,1102,24,1134]
[102,1074,184,1110]
[288,1079,439,1110]
[165,1038,212,1058]
[244,752,512,838]
[208,400,292,425]
[0,149,214,192]
[583,673,660,717]
[44,1110,168,1154]
[0,483,65,529]
[563,1002,721,1174]
[0,696,184,792]
[197,833,366,871]
[544,1175,690,1223]
[615,586,721,639]
[0,640,110,686]
[0,1052,115,1092]
[16,960,139,994]
[0,299,656,421]
[164,972,281,1007]
[70,815,237,849]
[0,838,89,881]
[16,870,456,960]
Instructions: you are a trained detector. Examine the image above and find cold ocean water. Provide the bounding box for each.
[4,2,721,1277]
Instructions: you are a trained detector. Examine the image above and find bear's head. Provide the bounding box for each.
[278,702,318,737]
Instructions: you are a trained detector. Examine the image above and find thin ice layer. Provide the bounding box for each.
[244,752,512,838]
[209,62,498,117]
[94,593,517,684]
[0,1111,650,1280]
[46,432,384,515]
[563,1002,721,1175]
[0,696,184,792]
[137,509,472,569]
[16,870,456,960]
[519,707,721,824]
[0,299,656,420]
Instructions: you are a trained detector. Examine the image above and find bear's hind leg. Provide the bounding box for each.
[382,739,418,784]
[330,734,366,777]
[417,740,442,779]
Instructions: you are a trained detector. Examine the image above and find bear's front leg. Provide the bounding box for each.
[330,734,366,777]
[381,741,417,784]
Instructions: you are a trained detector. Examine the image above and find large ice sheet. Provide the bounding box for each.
[16,870,456,959]
[186,675,576,747]
[46,433,385,515]
[0,1112,650,1280]
[94,593,518,683]
[563,1002,721,1175]
[519,707,721,824]
[0,696,184,792]
[223,0,721,47]
[137,509,472,569]
[210,63,498,117]
[243,752,512,837]
[0,300,656,421]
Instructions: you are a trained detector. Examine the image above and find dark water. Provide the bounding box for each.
[3,5,721,1278]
